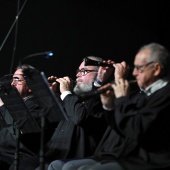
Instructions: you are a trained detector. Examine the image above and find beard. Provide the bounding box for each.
[73,78,94,95]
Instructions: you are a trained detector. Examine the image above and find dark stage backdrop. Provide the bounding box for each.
[0,0,169,80]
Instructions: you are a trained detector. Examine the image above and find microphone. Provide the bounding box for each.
[79,80,137,100]
[84,57,114,67]
[19,51,53,65]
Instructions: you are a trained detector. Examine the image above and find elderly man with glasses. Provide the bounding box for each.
[56,43,170,170]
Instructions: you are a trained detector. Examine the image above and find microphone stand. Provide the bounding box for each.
[39,112,45,170]
[10,0,20,74]
[0,0,28,73]
[14,123,20,170]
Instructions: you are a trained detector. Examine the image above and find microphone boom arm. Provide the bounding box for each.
[19,51,53,65]
[0,0,28,53]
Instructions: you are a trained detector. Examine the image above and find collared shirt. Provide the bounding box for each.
[140,79,169,96]
[60,91,72,100]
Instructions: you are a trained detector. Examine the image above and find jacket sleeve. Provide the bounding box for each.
[105,87,170,141]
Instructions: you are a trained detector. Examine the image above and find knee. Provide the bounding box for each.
[62,162,77,170]
[77,165,93,170]
[48,160,65,170]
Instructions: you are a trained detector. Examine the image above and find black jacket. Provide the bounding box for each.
[45,92,107,163]
[94,83,170,170]
[0,96,41,165]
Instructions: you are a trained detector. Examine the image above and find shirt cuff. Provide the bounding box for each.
[94,81,102,87]
[60,91,72,100]
[102,105,114,111]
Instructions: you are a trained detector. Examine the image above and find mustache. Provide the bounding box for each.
[76,78,83,83]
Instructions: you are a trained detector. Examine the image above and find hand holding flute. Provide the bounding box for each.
[48,76,59,92]
[100,79,136,110]
[79,79,136,99]
[48,76,75,93]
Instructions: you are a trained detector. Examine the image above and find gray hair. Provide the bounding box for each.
[16,64,36,71]
[139,43,170,78]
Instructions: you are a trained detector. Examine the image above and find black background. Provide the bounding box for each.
[0,0,170,80]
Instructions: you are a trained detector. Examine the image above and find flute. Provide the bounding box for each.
[48,79,76,83]
[79,80,137,99]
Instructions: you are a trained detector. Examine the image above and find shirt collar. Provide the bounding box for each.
[140,79,169,96]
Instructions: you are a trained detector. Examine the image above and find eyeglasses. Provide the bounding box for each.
[11,77,25,84]
[76,68,98,76]
[133,61,155,73]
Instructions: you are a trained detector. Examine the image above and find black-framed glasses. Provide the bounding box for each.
[76,68,98,76]
[133,61,155,73]
[11,77,25,84]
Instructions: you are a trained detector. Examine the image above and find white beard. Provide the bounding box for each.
[73,79,93,95]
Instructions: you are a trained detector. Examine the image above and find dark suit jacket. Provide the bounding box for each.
[0,96,41,165]
[45,92,107,163]
[94,83,170,170]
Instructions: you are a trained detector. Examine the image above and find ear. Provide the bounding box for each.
[153,63,161,76]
